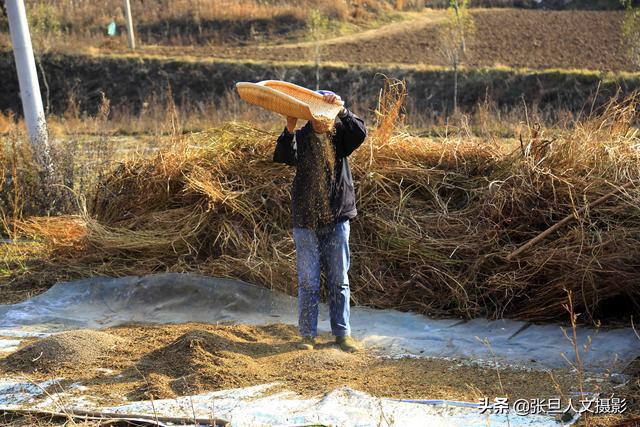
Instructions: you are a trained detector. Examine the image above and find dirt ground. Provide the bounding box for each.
[0,324,637,427]
[130,10,632,71]
[0,323,611,406]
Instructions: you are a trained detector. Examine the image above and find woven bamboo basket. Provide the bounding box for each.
[236,80,343,121]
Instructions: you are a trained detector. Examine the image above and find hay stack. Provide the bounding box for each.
[77,95,640,323]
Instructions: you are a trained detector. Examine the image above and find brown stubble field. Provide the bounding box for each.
[95,9,632,71]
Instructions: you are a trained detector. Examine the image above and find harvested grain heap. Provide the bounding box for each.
[40,93,640,323]
[4,330,125,373]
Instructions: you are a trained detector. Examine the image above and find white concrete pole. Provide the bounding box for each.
[124,0,136,49]
[5,0,51,170]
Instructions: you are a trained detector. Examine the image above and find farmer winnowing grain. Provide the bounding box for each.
[273,91,367,352]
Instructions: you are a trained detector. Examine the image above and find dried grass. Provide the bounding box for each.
[4,86,640,323]
[22,0,392,32]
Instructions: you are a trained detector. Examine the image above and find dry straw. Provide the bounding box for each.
[7,83,640,323]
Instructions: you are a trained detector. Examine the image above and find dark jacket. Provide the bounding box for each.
[273,110,367,229]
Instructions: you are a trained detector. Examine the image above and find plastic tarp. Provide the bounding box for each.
[0,273,637,426]
[0,379,579,426]
[99,384,574,427]
[1,273,637,371]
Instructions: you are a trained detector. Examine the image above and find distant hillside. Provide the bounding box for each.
[0,0,628,50]
[167,10,633,72]
[1,52,638,118]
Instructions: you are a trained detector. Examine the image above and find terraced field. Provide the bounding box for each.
[129,9,632,71]
[229,9,630,70]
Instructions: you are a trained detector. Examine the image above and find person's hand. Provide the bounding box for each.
[286,116,298,134]
[322,93,346,116]
[322,93,342,105]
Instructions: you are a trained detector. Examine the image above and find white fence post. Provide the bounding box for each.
[5,0,51,172]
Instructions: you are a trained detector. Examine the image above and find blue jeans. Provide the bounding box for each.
[293,220,351,338]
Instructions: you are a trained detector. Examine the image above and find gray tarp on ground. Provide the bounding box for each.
[0,273,637,371]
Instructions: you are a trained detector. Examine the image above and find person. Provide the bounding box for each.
[273,90,367,352]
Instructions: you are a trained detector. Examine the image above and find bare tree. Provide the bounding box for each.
[437,0,474,114]
[27,2,61,115]
[307,9,330,90]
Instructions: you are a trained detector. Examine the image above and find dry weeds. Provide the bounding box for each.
[2,86,640,323]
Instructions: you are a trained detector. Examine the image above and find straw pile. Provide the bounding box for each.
[47,89,640,322]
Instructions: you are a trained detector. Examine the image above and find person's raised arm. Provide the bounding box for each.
[273,116,298,166]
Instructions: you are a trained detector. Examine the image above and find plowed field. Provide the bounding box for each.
[196,9,630,71]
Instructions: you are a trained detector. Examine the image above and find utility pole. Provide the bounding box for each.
[5,0,51,172]
[124,0,136,49]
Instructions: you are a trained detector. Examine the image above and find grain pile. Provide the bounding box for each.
[0,323,584,404]
[3,330,125,373]
[135,329,269,394]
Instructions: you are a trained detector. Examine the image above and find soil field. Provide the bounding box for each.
[2,9,629,72]
[181,10,632,71]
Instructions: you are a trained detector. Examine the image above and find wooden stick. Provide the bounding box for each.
[506,181,635,261]
[0,407,230,426]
